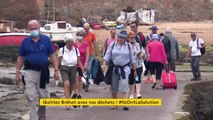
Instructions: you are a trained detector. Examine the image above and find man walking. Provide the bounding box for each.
[130,21,145,48]
[83,23,98,92]
[186,32,205,81]
[15,20,59,120]
[161,28,179,71]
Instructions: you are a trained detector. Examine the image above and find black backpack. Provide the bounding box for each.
[162,36,171,59]
[197,38,205,55]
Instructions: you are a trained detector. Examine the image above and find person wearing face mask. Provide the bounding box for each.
[83,22,98,92]
[73,29,89,100]
[15,20,59,120]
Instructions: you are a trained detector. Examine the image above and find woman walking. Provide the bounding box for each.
[103,30,136,110]
[146,34,168,89]
[58,34,84,110]
[127,32,145,98]
[73,30,89,99]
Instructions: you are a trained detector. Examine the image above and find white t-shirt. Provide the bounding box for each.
[189,38,204,56]
[58,46,80,66]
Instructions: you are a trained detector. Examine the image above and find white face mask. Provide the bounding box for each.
[77,36,83,41]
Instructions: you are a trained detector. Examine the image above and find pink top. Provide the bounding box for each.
[147,40,167,64]
[103,37,116,54]
[74,41,88,67]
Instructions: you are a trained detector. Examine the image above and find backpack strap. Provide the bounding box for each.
[62,46,65,56]
[196,38,200,48]
[74,47,78,57]
[62,46,78,57]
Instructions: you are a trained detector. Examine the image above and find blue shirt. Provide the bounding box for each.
[104,41,135,74]
[19,34,54,67]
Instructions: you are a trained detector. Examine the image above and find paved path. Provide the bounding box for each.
[19,72,213,120]
[45,81,192,120]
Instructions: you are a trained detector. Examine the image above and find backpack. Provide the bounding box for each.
[162,36,171,59]
[196,38,205,55]
[135,32,145,48]
[91,59,104,85]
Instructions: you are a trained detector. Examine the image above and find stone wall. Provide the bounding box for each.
[0,0,40,28]
[0,0,212,28]
[52,0,213,23]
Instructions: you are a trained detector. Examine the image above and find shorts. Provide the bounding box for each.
[150,62,163,80]
[60,65,77,83]
[129,67,143,85]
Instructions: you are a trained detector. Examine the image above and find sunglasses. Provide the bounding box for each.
[77,34,83,36]
[130,26,136,28]
[130,37,135,39]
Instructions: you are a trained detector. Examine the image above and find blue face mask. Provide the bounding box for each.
[30,30,39,37]
[77,36,83,41]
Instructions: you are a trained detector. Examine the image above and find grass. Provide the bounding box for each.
[176,64,213,72]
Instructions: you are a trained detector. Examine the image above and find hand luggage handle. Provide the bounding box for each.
[164,63,170,73]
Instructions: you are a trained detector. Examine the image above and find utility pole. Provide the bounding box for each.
[52,0,55,22]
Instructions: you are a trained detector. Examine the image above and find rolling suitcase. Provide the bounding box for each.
[161,64,177,90]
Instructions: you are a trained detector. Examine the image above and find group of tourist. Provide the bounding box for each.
[15,19,205,120]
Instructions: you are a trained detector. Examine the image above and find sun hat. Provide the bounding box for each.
[117,30,127,38]
[64,34,75,42]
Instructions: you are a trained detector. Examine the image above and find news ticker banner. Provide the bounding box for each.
[40,98,161,106]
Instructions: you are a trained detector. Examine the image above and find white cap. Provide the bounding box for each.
[152,34,159,40]
[64,34,75,42]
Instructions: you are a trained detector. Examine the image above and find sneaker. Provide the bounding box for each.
[152,83,157,89]
[71,94,78,98]
[137,95,142,99]
[123,107,129,111]
[129,95,134,99]
[39,116,46,120]
[145,77,150,83]
[190,78,197,81]
[84,84,89,92]
[137,96,142,99]
[71,94,78,108]
[77,95,82,99]
[77,95,82,108]
[197,78,202,81]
